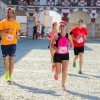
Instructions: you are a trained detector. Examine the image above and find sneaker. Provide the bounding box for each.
[62,85,66,91]
[7,76,12,82]
[78,70,82,74]
[54,74,58,80]
[52,65,56,72]
[5,72,9,80]
[73,61,76,68]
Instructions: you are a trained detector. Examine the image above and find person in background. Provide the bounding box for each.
[41,25,45,38]
[69,19,88,74]
[33,25,37,39]
[46,22,59,72]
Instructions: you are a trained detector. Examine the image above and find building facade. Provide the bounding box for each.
[0,0,100,39]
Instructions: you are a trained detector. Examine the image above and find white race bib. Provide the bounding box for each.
[5,34,13,41]
[78,37,83,43]
[58,47,67,54]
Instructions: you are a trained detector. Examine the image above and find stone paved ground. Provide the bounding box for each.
[0,38,100,100]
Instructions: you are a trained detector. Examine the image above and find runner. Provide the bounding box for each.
[46,22,58,71]
[33,25,37,39]
[0,7,21,82]
[51,21,73,90]
[69,19,88,74]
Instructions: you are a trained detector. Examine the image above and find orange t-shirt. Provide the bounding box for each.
[0,19,20,45]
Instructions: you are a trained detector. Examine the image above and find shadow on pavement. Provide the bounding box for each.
[68,73,90,79]
[86,40,100,44]
[66,90,100,100]
[0,38,49,77]
[13,82,60,97]
[82,73,100,79]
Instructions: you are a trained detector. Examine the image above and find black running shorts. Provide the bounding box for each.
[74,46,84,55]
[53,53,69,63]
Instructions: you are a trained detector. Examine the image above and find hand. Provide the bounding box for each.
[46,35,50,40]
[16,35,20,40]
[7,28,12,31]
[70,43,74,48]
[46,36,50,40]
[55,47,59,51]
[83,35,86,40]
[73,37,78,42]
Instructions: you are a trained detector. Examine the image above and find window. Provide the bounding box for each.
[11,0,18,5]
[40,0,47,5]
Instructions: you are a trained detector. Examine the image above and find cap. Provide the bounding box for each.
[59,21,66,26]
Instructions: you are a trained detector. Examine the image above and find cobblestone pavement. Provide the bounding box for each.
[0,38,100,100]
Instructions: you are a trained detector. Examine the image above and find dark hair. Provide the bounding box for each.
[6,7,15,14]
[77,19,83,23]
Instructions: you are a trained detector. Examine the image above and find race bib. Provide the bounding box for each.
[78,37,83,43]
[5,34,13,41]
[58,47,67,54]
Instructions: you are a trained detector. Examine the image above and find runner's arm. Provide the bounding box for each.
[0,28,12,34]
[68,34,74,48]
[69,31,78,41]
[45,32,51,40]
[51,34,59,51]
[16,22,21,39]
[83,28,88,40]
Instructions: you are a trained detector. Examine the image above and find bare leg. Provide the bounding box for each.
[73,55,78,68]
[55,63,61,78]
[79,53,83,69]
[62,60,69,86]
[50,46,55,66]
[3,56,9,72]
[73,55,78,62]
[9,56,15,77]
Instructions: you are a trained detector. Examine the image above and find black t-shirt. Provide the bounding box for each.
[33,26,37,33]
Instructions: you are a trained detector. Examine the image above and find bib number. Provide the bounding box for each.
[5,34,13,41]
[58,47,67,54]
[78,37,83,43]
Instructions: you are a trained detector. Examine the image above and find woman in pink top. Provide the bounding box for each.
[46,22,58,71]
[51,21,73,90]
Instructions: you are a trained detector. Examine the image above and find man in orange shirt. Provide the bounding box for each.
[0,7,20,82]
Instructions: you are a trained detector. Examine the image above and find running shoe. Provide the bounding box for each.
[54,74,58,80]
[5,72,9,80]
[78,70,82,74]
[73,61,76,68]
[52,65,56,72]
[62,85,66,91]
[7,76,12,82]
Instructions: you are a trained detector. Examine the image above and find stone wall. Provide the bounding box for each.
[95,23,100,38]
[86,23,91,38]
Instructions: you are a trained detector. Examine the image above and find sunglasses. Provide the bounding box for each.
[60,25,65,27]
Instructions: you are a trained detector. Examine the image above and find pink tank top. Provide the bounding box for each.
[49,31,58,42]
[55,33,69,54]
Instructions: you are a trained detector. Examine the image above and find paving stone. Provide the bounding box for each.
[0,38,100,100]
